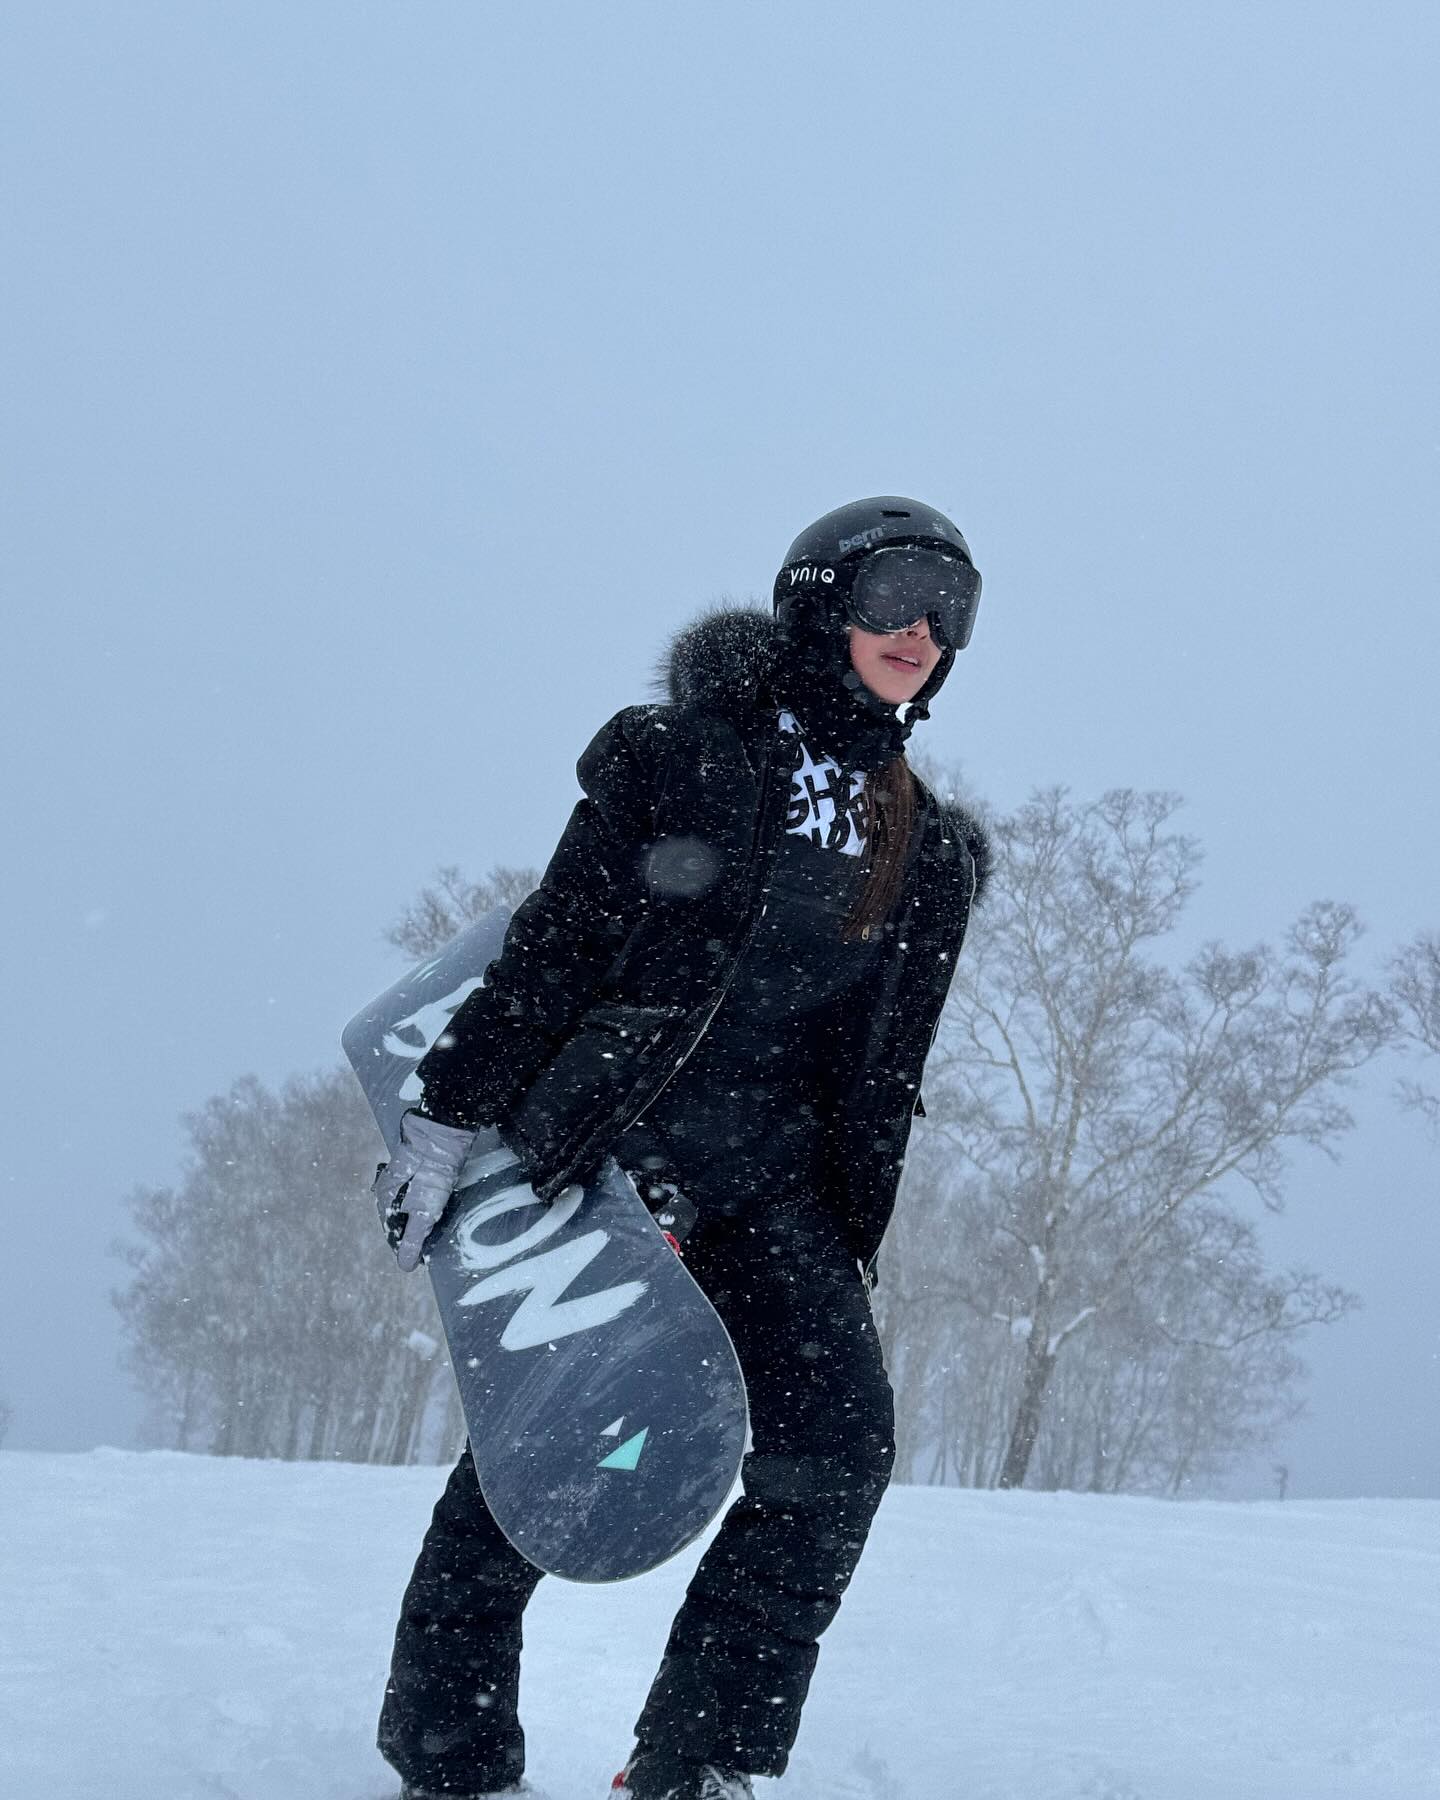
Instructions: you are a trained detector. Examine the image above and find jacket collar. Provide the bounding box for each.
[657,606,992,905]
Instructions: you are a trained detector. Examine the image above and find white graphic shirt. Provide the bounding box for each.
[778,709,870,858]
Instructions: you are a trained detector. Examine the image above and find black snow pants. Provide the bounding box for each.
[377,1196,896,1791]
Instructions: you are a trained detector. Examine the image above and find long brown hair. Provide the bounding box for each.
[843,754,917,942]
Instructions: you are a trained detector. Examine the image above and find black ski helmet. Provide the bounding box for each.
[766,495,979,770]
[772,495,981,653]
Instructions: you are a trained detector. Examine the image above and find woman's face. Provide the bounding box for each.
[847,617,942,705]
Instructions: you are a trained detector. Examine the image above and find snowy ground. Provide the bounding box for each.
[3,1451,1437,1800]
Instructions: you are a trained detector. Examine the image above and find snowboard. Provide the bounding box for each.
[342,906,748,1583]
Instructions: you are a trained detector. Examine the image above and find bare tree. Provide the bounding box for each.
[1024,1197,1330,1495]
[384,864,539,960]
[1389,929,1440,1137]
[874,1143,1339,1494]
[113,1069,459,1462]
[112,865,546,1464]
[908,785,1394,1490]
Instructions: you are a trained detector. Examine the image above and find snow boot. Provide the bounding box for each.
[610,1745,755,1800]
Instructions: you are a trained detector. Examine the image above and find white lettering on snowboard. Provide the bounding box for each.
[387,977,487,1104]
[457,1145,527,1197]
[451,1162,648,1351]
[455,1179,585,1272]
[458,1233,648,1351]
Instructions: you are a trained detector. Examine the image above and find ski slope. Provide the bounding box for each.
[3,1450,1436,1800]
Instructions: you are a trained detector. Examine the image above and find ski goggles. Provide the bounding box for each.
[840,545,982,650]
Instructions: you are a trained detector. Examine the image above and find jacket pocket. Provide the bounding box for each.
[502,1001,682,1184]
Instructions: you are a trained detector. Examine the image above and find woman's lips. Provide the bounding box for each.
[882,652,921,668]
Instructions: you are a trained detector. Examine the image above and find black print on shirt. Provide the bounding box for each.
[777,710,869,857]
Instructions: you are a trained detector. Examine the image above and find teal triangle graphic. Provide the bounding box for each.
[598,1427,648,1471]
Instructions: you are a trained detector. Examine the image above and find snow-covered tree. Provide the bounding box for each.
[1389,929,1440,1138]
[887,785,1394,1491]
[110,868,548,1464]
[113,1069,462,1462]
[384,863,539,960]
[877,1140,1344,1493]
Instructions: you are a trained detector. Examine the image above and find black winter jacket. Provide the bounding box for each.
[416,606,991,1273]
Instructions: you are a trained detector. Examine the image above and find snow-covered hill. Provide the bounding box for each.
[3,1450,1436,1800]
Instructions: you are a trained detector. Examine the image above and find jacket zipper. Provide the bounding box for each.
[624,971,738,1130]
[619,731,782,1134]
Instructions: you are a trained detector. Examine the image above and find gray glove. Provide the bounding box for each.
[373,1110,478,1271]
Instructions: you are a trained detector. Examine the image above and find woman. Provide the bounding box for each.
[374,496,991,1800]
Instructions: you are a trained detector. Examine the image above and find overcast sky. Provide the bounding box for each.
[4,1,1437,1498]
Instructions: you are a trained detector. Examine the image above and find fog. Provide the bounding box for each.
[4,1,1437,1499]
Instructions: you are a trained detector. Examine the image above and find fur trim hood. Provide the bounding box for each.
[657,604,779,717]
[656,605,992,905]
